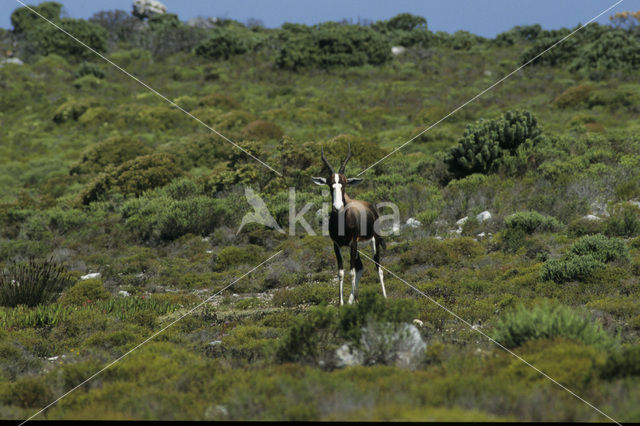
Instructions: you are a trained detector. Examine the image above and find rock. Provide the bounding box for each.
[206,250,213,254]
[208,340,222,346]
[405,217,422,228]
[392,223,401,234]
[476,210,491,222]
[583,214,601,221]
[0,57,24,67]
[80,272,100,280]
[132,0,167,19]
[477,232,486,238]
[47,356,59,361]
[118,290,130,297]
[456,216,469,226]
[391,46,406,56]
[412,319,423,327]
[187,17,218,28]
[336,322,427,369]
[629,200,640,209]
[335,344,363,367]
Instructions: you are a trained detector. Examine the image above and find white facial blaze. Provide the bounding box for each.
[332,174,344,210]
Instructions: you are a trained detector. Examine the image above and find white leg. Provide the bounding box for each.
[371,237,376,255]
[348,268,356,304]
[378,267,387,298]
[338,269,345,305]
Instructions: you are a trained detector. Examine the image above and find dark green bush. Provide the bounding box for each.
[212,245,265,271]
[59,278,110,306]
[539,253,605,283]
[241,120,284,141]
[0,259,73,307]
[604,204,640,237]
[601,345,640,379]
[504,211,562,234]
[70,136,151,175]
[276,305,339,365]
[570,234,630,263]
[276,22,391,70]
[112,153,183,196]
[28,18,108,61]
[122,195,234,241]
[493,304,615,350]
[568,217,603,236]
[147,13,181,32]
[198,93,241,110]
[571,31,640,75]
[445,110,543,179]
[89,9,141,43]
[11,1,62,34]
[194,28,251,60]
[75,61,104,79]
[53,98,97,123]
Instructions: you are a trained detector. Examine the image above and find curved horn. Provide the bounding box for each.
[338,143,351,174]
[321,145,335,174]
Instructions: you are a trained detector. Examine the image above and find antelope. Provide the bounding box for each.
[312,144,387,305]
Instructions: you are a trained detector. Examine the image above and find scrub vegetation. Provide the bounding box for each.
[1,2,640,421]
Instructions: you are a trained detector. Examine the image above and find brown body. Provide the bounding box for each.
[313,145,386,305]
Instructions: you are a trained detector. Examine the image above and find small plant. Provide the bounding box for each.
[601,345,640,379]
[504,211,563,234]
[59,278,110,306]
[539,253,605,283]
[570,234,630,263]
[493,304,615,350]
[0,259,74,308]
[75,61,105,79]
[604,203,640,238]
[445,110,543,179]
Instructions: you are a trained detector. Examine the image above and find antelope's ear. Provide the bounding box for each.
[311,177,327,186]
[346,178,363,186]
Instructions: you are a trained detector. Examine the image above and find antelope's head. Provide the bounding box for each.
[312,144,363,211]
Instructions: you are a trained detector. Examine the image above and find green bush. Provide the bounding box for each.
[242,120,284,141]
[11,1,62,34]
[552,84,593,109]
[445,110,543,179]
[59,278,110,306]
[53,98,97,123]
[604,203,640,237]
[504,211,562,234]
[212,245,265,271]
[122,194,233,241]
[28,18,108,61]
[276,22,391,70]
[70,136,151,175]
[198,93,241,110]
[276,305,339,365]
[539,253,605,283]
[601,345,640,379]
[75,61,105,79]
[112,153,183,196]
[493,304,615,350]
[194,28,252,60]
[0,259,74,308]
[569,234,630,263]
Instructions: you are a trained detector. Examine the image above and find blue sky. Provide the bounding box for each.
[2,1,640,36]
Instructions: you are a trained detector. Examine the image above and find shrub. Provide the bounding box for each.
[568,216,603,236]
[504,211,562,234]
[70,136,152,175]
[493,304,615,350]
[11,1,62,34]
[0,259,74,307]
[242,120,284,141]
[445,110,543,179]
[569,234,630,263]
[28,18,108,61]
[59,278,110,306]
[552,84,593,109]
[194,28,251,60]
[571,31,640,74]
[112,153,183,196]
[383,13,427,31]
[603,203,640,237]
[198,93,241,110]
[276,22,391,70]
[89,9,141,43]
[75,61,105,79]
[601,345,640,379]
[539,253,605,283]
[9,375,53,408]
[276,305,339,365]
[122,194,233,241]
[53,98,97,123]
[212,245,265,271]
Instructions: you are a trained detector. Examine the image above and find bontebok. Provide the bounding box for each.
[312,144,386,305]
